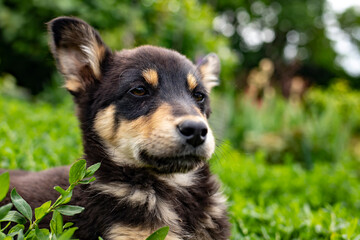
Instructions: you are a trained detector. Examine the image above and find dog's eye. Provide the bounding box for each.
[129,86,148,97]
[193,92,205,103]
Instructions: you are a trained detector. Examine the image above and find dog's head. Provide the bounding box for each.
[48,17,220,173]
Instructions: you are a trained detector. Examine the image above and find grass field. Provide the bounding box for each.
[1,79,360,239]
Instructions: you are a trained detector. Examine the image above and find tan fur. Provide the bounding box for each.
[159,168,199,188]
[198,54,220,92]
[107,226,181,240]
[91,183,131,199]
[187,73,198,91]
[93,105,117,144]
[199,65,218,92]
[142,69,159,87]
[93,182,183,236]
[80,41,106,79]
[207,192,228,219]
[64,76,84,92]
[127,189,152,205]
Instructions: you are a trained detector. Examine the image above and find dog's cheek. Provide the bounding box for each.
[93,104,118,144]
[93,104,144,145]
[93,105,143,165]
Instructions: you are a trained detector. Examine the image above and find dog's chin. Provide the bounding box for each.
[139,151,205,174]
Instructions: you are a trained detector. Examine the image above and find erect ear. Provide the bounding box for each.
[197,53,221,92]
[48,17,110,94]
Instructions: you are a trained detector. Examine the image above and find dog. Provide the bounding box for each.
[1,17,230,239]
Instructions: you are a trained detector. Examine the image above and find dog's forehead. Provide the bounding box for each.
[114,46,198,84]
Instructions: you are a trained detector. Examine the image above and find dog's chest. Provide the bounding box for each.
[88,168,228,240]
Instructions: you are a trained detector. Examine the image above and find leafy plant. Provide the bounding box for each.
[0,160,100,240]
[0,161,169,240]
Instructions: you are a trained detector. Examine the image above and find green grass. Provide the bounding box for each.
[211,146,360,239]
[0,92,82,170]
[1,80,360,239]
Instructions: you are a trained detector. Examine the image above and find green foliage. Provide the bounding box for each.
[211,145,360,239]
[0,0,236,94]
[218,82,360,166]
[0,160,100,239]
[0,84,82,171]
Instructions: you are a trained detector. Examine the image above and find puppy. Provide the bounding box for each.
[1,17,230,240]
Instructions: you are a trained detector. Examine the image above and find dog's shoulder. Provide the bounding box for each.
[2,166,70,208]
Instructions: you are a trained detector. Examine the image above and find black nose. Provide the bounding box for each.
[177,120,208,147]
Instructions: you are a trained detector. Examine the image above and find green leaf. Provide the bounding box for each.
[63,222,74,229]
[347,218,358,238]
[55,190,73,206]
[79,177,96,184]
[69,160,86,185]
[54,186,66,196]
[146,226,169,240]
[8,224,24,236]
[17,229,24,240]
[0,172,10,202]
[0,235,12,240]
[0,203,13,220]
[57,227,78,240]
[10,188,32,222]
[0,232,6,240]
[84,162,101,178]
[56,205,84,216]
[35,226,50,240]
[35,201,51,220]
[50,210,63,235]
[98,237,104,240]
[26,229,36,238]
[0,211,27,224]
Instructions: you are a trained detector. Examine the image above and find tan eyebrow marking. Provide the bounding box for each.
[187,73,198,91]
[142,69,158,87]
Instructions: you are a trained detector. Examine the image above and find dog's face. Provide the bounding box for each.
[48,17,220,173]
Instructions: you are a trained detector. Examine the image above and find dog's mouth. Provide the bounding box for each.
[139,151,205,174]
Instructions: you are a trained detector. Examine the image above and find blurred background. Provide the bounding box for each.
[1,0,360,239]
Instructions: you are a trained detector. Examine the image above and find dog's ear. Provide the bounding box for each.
[197,53,220,92]
[48,17,110,94]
